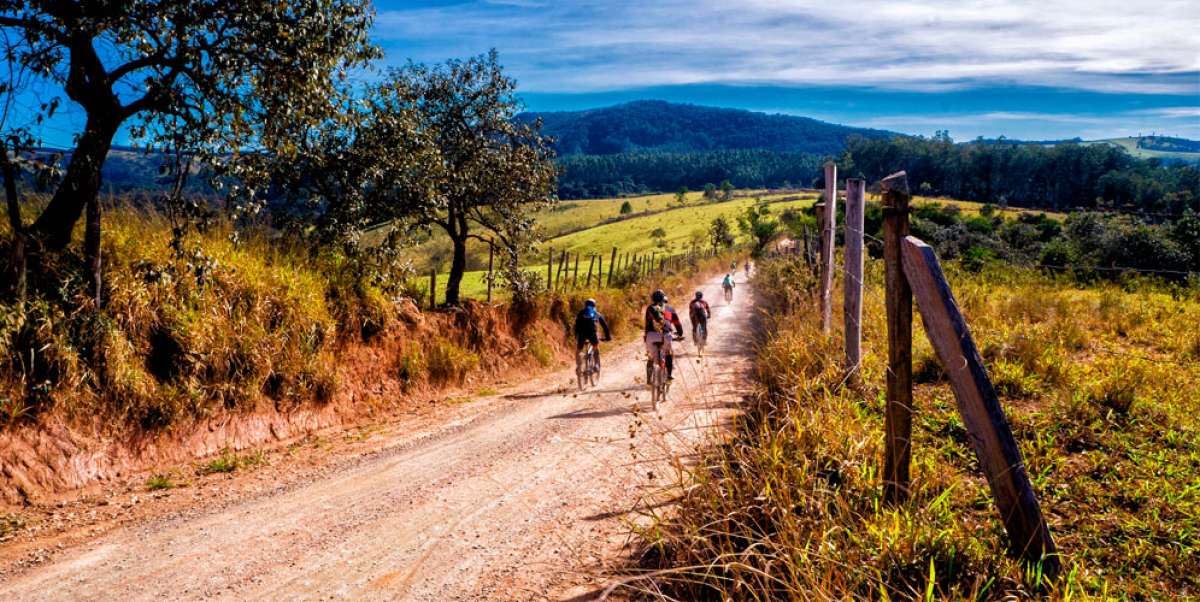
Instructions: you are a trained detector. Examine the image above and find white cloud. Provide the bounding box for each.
[375,0,1200,94]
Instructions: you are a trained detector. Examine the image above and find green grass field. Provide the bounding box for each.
[1082,137,1200,162]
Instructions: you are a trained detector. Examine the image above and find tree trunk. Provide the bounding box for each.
[30,116,119,250]
[445,234,467,306]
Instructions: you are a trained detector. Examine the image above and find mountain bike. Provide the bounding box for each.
[693,321,708,356]
[723,284,734,302]
[646,335,682,410]
[577,342,598,390]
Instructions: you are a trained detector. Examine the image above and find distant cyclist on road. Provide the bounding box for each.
[574,299,612,370]
[722,273,735,301]
[688,290,710,340]
[644,289,684,381]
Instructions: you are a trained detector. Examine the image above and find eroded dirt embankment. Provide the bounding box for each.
[0,297,571,506]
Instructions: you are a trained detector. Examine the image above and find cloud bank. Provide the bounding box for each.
[376,0,1200,94]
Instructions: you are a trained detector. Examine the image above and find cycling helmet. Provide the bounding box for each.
[651,289,667,304]
[584,298,596,308]
[694,291,703,299]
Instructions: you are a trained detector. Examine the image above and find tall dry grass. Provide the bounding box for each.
[633,255,1199,599]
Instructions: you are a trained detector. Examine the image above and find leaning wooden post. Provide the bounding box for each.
[820,161,837,335]
[596,255,603,288]
[902,236,1059,575]
[844,178,866,383]
[486,240,495,303]
[558,250,568,289]
[881,171,913,504]
[585,254,596,287]
[572,253,580,288]
[429,268,437,309]
[607,247,618,286]
[547,249,554,290]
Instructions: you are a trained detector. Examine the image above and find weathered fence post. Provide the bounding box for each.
[558,250,568,289]
[844,178,866,383]
[608,247,618,286]
[572,252,580,288]
[429,268,437,309]
[596,254,603,288]
[585,254,596,287]
[881,171,913,504]
[820,161,837,335]
[902,236,1059,575]
[547,249,553,290]
[486,240,495,303]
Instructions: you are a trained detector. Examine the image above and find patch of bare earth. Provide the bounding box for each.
[0,272,755,601]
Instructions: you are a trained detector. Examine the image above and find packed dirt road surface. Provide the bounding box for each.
[0,272,755,601]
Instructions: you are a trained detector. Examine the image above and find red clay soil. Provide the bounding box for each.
[0,272,755,600]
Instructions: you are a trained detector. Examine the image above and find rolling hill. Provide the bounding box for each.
[519,100,897,155]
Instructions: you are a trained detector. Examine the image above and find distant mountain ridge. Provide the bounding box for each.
[518,100,898,156]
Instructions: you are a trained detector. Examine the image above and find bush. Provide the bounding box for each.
[426,338,480,384]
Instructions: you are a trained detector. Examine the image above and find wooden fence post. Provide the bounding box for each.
[881,171,913,504]
[486,240,495,303]
[547,249,553,290]
[902,236,1059,575]
[585,254,595,287]
[596,254,603,287]
[608,247,617,286]
[429,268,437,309]
[557,250,568,289]
[572,253,580,288]
[820,161,837,335]
[844,178,866,383]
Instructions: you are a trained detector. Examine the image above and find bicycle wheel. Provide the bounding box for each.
[587,349,598,387]
[576,347,587,391]
[696,324,707,354]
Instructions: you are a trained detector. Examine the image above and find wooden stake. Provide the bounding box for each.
[547,249,553,290]
[844,178,866,383]
[902,236,1059,574]
[881,171,913,504]
[429,268,437,309]
[486,240,494,303]
[585,254,595,287]
[608,247,617,286]
[573,253,580,288]
[820,161,837,335]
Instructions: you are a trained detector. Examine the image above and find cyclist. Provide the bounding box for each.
[722,273,735,300]
[688,291,710,341]
[744,261,752,276]
[644,289,684,381]
[574,299,612,371]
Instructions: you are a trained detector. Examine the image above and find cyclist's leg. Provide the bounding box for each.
[663,335,675,379]
[590,335,601,371]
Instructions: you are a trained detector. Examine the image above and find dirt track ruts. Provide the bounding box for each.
[0,272,755,601]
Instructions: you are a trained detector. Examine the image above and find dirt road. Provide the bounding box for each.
[0,272,754,601]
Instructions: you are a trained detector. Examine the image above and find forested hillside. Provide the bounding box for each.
[520,100,895,155]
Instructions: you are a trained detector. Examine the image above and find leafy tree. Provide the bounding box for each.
[619,200,633,215]
[702,182,717,200]
[0,0,378,297]
[738,204,778,256]
[719,179,734,200]
[378,51,556,306]
[709,216,734,250]
[650,227,667,248]
[675,185,688,204]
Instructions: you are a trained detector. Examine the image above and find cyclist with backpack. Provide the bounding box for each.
[688,290,711,344]
[644,289,684,381]
[574,299,612,372]
[722,273,735,301]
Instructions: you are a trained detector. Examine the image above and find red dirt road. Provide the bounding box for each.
[0,272,754,601]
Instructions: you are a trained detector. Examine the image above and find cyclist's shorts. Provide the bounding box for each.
[576,335,599,350]
[644,331,673,357]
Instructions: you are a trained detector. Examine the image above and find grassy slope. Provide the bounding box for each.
[426,191,814,301]
[1089,137,1200,162]
[639,257,1199,599]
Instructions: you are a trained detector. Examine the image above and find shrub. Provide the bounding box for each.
[426,338,480,384]
[619,201,633,215]
[527,337,555,368]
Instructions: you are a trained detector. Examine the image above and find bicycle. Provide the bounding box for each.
[576,342,598,390]
[693,321,708,355]
[723,284,734,302]
[646,335,682,410]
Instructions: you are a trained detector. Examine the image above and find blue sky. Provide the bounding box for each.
[17,0,1200,146]
[374,0,1200,141]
